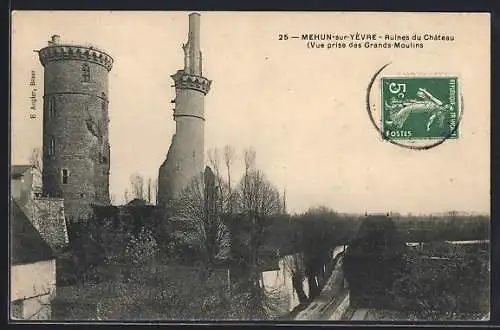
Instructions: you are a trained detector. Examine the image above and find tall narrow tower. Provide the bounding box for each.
[38,35,114,222]
[158,13,212,207]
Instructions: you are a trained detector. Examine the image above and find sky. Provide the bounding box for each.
[11,11,490,215]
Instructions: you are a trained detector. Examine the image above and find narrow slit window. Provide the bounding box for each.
[48,137,55,156]
[48,97,56,117]
[62,169,69,184]
[82,63,91,82]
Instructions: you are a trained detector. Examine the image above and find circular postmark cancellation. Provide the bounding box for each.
[366,63,463,150]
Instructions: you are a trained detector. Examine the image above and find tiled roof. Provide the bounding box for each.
[11,200,55,265]
[11,165,33,179]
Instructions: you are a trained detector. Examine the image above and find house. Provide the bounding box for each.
[11,164,69,251]
[11,165,42,207]
[11,199,57,320]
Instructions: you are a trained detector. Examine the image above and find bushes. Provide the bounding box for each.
[391,242,489,320]
[124,227,159,265]
[53,263,236,320]
[343,215,407,309]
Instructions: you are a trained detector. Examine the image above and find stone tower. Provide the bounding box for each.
[38,35,114,222]
[158,13,212,207]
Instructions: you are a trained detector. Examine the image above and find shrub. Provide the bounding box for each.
[391,242,489,320]
[124,227,159,265]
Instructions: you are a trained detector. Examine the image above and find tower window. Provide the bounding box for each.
[48,137,55,156]
[61,169,69,184]
[82,63,91,82]
[101,92,107,112]
[48,97,56,117]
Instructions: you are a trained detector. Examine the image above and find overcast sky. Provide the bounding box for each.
[11,11,490,215]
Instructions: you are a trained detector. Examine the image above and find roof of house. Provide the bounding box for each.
[11,165,33,179]
[126,198,149,206]
[259,253,281,272]
[11,199,55,265]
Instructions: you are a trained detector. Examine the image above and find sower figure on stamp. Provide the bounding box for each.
[385,87,453,131]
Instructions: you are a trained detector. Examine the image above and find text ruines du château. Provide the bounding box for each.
[286,33,455,49]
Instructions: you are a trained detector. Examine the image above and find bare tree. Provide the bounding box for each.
[153,178,158,205]
[207,148,221,178]
[130,173,145,200]
[234,166,282,318]
[123,189,130,204]
[208,147,233,213]
[167,168,231,265]
[283,188,287,214]
[146,177,153,204]
[242,147,256,210]
[28,146,43,195]
[243,147,256,174]
[110,194,116,205]
[238,169,280,217]
[282,252,308,305]
[28,146,43,173]
[223,145,236,213]
[207,147,221,184]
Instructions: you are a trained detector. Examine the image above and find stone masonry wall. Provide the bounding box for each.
[24,197,69,251]
[41,54,111,222]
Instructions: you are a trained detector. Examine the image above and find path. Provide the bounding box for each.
[294,255,347,320]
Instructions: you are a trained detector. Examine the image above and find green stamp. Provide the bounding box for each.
[381,76,459,140]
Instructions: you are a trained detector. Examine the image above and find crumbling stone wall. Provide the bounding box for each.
[24,197,69,251]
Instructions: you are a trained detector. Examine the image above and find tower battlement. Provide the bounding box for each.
[171,70,211,95]
[39,35,114,72]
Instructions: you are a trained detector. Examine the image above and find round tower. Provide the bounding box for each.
[38,35,114,222]
[158,13,212,207]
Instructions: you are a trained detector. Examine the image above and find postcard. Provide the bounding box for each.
[10,11,490,322]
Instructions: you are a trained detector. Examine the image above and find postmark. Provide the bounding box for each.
[381,76,459,140]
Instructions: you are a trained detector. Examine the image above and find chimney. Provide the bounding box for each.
[51,35,61,45]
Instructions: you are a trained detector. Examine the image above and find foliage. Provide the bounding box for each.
[63,209,161,285]
[125,227,159,266]
[286,207,357,301]
[391,242,489,320]
[342,215,407,309]
[52,263,236,320]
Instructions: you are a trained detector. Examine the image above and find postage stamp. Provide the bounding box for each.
[381,76,459,140]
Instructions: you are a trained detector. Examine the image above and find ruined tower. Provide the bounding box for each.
[38,35,114,222]
[158,13,212,207]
